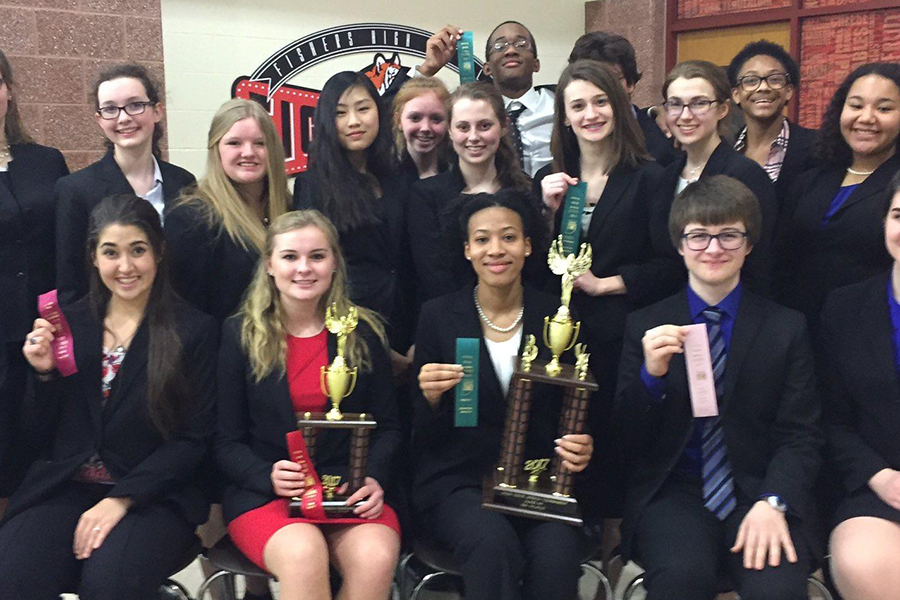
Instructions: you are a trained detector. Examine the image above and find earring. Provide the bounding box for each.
[267,271,273,276]
[466,256,471,261]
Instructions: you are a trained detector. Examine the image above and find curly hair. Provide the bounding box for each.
[813,62,900,167]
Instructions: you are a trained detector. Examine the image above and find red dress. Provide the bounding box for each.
[228,330,400,569]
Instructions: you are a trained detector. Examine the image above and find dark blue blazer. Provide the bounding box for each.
[3,299,217,526]
[777,153,900,331]
[55,150,195,305]
[615,289,822,559]
[215,316,401,523]
[0,143,69,342]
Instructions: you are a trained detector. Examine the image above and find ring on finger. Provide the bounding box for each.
[28,336,38,345]
[92,526,101,532]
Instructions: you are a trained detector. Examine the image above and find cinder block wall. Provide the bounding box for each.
[0,0,165,170]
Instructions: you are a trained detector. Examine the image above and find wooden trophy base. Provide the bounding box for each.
[288,497,363,518]
[483,471,583,526]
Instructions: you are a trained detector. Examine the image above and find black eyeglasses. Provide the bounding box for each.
[490,38,533,55]
[96,101,154,120]
[662,99,720,117]
[737,73,790,92]
[681,231,748,251]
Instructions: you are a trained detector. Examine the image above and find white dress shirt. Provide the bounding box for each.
[141,157,165,223]
[504,86,554,177]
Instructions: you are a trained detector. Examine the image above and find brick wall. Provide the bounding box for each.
[585,0,668,110]
[0,0,165,171]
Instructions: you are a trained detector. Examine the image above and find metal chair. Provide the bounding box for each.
[195,537,273,600]
[616,556,834,600]
[398,534,614,600]
[195,535,401,600]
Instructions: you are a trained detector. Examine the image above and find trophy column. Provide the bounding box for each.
[348,426,371,491]
[551,386,591,497]
[498,375,533,486]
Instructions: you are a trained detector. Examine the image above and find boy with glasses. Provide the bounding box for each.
[727,41,817,209]
[615,175,822,600]
[417,21,553,176]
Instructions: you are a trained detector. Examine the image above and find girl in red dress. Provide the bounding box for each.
[216,209,400,600]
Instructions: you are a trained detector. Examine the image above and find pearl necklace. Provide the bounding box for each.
[0,145,10,162]
[473,285,524,333]
[846,166,875,176]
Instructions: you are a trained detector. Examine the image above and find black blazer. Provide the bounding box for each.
[774,122,817,212]
[654,141,778,296]
[411,285,571,513]
[215,316,401,523]
[0,144,69,342]
[777,154,900,331]
[3,299,217,526]
[820,272,900,495]
[293,172,407,347]
[615,288,822,558]
[164,199,260,324]
[55,150,195,305]
[635,105,680,167]
[407,168,468,306]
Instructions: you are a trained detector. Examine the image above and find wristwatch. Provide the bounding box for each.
[763,495,787,513]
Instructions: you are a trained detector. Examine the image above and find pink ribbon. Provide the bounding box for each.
[37,290,78,377]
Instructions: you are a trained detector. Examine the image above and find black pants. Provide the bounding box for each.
[423,487,581,600]
[633,478,810,600]
[0,482,197,600]
[0,342,31,497]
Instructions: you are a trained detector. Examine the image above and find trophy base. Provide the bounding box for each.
[482,475,583,526]
[288,497,364,518]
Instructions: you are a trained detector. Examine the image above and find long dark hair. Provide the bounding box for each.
[307,71,392,232]
[91,63,164,159]
[86,195,187,437]
[0,47,34,145]
[814,62,900,167]
[551,60,650,176]
[448,83,532,191]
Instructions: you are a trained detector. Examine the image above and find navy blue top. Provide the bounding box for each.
[641,283,743,474]
[886,277,900,379]
[822,184,860,224]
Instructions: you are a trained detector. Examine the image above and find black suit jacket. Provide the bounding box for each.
[654,141,778,296]
[635,106,680,167]
[411,285,571,513]
[777,154,900,331]
[293,172,408,347]
[615,289,822,558]
[774,122,817,212]
[3,299,217,526]
[820,272,900,495]
[164,199,260,324]
[55,150,195,305]
[215,316,401,523]
[0,144,69,342]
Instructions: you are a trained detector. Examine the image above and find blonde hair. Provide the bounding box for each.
[239,210,388,381]
[391,77,450,159]
[180,99,291,252]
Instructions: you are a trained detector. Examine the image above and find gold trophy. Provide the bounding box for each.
[543,235,592,376]
[290,303,376,517]
[321,304,359,420]
[483,239,596,526]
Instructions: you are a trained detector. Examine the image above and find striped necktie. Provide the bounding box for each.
[701,307,736,520]
[507,101,526,169]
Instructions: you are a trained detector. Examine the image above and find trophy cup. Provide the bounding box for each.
[543,236,592,376]
[289,304,377,517]
[482,237,597,526]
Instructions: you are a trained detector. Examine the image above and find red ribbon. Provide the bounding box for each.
[37,290,78,377]
[285,430,327,520]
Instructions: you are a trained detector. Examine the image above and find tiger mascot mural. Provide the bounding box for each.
[363,52,404,95]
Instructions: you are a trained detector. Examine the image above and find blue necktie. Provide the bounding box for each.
[701,307,736,520]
